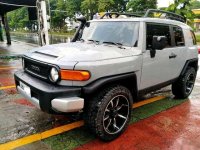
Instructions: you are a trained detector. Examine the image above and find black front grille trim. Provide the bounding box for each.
[23,56,58,82]
[25,69,48,80]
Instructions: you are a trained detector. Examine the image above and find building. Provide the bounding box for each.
[193,9,200,31]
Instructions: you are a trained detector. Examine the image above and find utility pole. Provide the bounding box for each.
[37,0,49,46]
[3,14,11,45]
[0,15,4,42]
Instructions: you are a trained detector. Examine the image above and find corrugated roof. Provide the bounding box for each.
[0,0,36,15]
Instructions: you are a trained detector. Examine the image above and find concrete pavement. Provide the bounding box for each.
[0,58,199,150]
[0,41,38,58]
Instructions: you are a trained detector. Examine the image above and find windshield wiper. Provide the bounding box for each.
[102,41,126,49]
[88,39,100,45]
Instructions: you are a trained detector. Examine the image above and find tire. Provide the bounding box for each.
[172,67,196,99]
[84,85,133,141]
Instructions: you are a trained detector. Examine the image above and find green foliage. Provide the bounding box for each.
[127,0,157,12]
[166,0,194,20]
[6,0,199,32]
[191,0,200,19]
[195,34,200,43]
[7,7,29,30]
[80,0,125,18]
[81,0,98,19]
[111,0,128,12]
[50,0,68,30]
[191,0,200,9]
[66,0,81,18]
[98,0,114,12]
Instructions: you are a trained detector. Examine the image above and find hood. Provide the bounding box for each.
[26,42,139,63]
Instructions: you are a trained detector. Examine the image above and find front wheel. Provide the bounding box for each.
[172,67,196,99]
[84,85,133,141]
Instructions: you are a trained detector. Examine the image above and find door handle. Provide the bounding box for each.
[169,53,177,59]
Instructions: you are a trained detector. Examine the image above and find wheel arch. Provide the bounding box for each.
[180,58,198,76]
[82,72,138,100]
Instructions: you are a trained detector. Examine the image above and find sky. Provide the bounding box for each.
[157,0,174,8]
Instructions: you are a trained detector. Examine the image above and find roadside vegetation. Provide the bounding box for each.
[10,30,75,37]
[6,0,200,34]
[195,34,200,43]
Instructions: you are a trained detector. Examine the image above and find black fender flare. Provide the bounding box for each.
[82,72,138,98]
[180,58,198,76]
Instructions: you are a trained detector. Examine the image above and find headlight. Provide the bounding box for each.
[50,67,59,82]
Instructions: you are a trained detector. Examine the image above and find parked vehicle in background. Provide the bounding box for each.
[14,10,199,141]
[198,46,200,54]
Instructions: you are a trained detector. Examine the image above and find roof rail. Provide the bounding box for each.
[100,12,142,19]
[144,9,186,23]
[100,9,186,23]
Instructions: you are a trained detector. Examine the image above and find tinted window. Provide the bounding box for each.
[173,27,185,46]
[146,24,171,49]
[81,21,139,47]
[190,31,197,45]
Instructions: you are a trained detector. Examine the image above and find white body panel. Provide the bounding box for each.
[23,18,198,90]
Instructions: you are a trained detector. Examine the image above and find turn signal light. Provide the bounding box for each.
[61,70,90,81]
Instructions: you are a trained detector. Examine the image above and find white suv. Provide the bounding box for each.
[14,10,198,141]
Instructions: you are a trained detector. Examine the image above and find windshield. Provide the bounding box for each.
[81,21,139,47]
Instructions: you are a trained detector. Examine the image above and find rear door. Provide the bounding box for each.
[169,26,186,78]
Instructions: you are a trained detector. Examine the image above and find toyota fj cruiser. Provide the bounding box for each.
[14,10,198,141]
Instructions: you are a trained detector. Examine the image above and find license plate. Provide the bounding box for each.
[20,81,31,96]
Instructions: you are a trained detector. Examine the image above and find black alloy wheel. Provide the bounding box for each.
[84,85,133,141]
[103,95,129,135]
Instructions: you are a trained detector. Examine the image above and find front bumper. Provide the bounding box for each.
[14,70,83,114]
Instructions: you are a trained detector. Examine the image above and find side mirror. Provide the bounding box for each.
[150,36,167,58]
[152,36,167,50]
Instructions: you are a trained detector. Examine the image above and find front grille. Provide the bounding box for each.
[24,58,51,80]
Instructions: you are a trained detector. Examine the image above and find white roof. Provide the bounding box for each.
[91,17,191,30]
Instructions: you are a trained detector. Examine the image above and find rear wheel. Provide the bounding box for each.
[172,67,196,99]
[84,85,133,141]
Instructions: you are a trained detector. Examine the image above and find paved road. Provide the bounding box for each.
[0,58,199,150]
[0,59,75,144]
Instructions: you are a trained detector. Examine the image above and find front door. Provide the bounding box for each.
[140,23,176,90]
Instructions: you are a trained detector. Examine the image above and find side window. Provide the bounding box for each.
[146,23,171,50]
[173,26,185,46]
[190,31,197,45]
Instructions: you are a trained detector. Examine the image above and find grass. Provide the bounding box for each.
[196,34,200,43]
[10,31,75,37]
[0,55,22,60]
[40,97,187,150]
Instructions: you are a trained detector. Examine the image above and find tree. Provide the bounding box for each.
[81,0,98,19]
[191,0,200,9]
[98,0,114,12]
[111,0,128,12]
[66,0,82,18]
[127,0,157,12]
[7,7,29,31]
[98,0,128,12]
[50,0,68,31]
[166,0,194,20]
